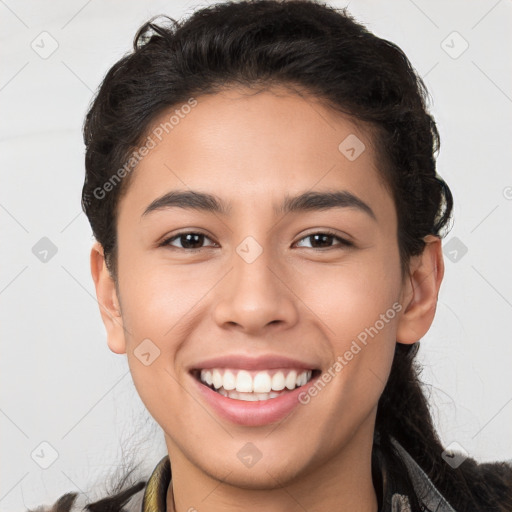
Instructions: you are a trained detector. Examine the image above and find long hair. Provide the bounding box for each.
[36,1,512,510]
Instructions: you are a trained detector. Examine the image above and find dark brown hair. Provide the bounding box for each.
[39,1,512,510]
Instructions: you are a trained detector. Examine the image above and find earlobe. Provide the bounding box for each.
[90,242,127,354]
[396,235,445,345]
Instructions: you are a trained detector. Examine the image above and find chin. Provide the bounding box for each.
[193,448,312,490]
[214,465,304,490]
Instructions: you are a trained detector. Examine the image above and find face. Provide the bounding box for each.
[93,86,436,490]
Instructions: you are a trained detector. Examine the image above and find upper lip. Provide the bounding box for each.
[189,354,319,372]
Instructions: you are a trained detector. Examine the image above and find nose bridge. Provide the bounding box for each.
[212,229,298,332]
[228,200,297,293]
[230,204,277,285]
[232,233,278,301]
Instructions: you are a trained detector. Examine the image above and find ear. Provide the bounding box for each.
[90,242,127,354]
[396,234,445,345]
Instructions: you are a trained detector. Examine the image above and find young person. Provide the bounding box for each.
[30,1,512,511]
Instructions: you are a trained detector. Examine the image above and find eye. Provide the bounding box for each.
[294,230,353,250]
[160,231,217,251]
[160,230,353,251]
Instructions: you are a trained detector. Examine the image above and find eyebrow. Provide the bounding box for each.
[142,189,376,221]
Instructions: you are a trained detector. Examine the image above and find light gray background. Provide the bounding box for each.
[1,0,511,509]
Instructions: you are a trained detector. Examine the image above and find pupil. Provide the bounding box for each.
[182,233,203,249]
[312,234,332,247]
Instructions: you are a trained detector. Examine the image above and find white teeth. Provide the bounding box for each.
[285,370,297,390]
[201,370,213,386]
[223,370,236,391]
[235,370,253,392]
[218,390,284,401]
[238,392,258,401]
[198,368,314,400]
[212,369,223,389]
[271,371,286,391]
[253,372,272,393]
[297,371,307,387]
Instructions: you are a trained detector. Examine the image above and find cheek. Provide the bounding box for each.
[297,250,401,407]
[118,255,214,341]
[295,249,401,338]
[117,257,221,419]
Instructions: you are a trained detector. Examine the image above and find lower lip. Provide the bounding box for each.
[191,373,317,427]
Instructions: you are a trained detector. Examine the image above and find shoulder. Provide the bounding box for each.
[27,455,170,512]
[26,481,147,512]
[392,437,512,512]
[391,438,457,511]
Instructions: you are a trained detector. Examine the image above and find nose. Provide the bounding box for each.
[212,240,299,336]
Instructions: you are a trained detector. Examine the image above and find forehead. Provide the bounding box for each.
[117,86,395,225]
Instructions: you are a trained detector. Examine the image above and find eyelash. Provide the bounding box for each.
[159,230,353,251]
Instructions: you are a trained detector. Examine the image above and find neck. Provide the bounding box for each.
[165,415,379,512]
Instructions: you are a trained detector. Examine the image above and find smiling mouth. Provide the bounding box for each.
[192,368,320,401]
